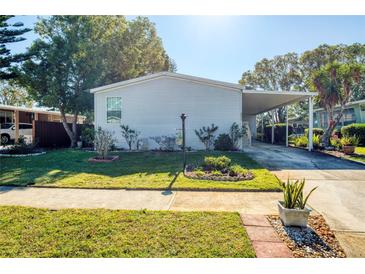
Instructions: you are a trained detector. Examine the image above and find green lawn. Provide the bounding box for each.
[0,206,255,258]
[349,147,365,163]
[0,149,280,191]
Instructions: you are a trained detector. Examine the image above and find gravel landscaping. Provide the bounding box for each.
[267,215,346,258]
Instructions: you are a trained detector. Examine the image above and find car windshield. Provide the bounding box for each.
[0,123,13,129]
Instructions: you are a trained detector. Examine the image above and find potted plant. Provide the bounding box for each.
[340,136,359,155]
[278,179,317,227]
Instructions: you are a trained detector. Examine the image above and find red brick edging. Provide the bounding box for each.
[240,214,293,258]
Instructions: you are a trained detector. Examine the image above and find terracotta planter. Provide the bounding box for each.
[278,201,311,227]
[343,145,355,155]
[88,155,119,163]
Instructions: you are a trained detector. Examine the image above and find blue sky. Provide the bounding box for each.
[8,16,365,83]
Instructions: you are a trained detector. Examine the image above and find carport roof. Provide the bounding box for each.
[242,90,317,115]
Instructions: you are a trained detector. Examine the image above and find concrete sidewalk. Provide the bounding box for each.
[0,186,281,214]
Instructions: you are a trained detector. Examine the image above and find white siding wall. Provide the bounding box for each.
[94,77,242,149]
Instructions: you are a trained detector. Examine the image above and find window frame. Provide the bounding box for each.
[106,96,122,124]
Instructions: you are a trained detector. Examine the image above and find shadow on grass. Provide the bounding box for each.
[0,149,265,187]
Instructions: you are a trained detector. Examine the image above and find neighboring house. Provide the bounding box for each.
[91,72,315,150]
[0,104,85,144]
[313,99,365,130]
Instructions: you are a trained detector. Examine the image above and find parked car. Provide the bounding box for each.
[0,123,33,144]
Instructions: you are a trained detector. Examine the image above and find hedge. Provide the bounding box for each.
[341,123,365,145]
[264,123,293,144]
[304,128,324,137]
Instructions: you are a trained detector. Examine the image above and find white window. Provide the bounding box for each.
[107,97,122,123]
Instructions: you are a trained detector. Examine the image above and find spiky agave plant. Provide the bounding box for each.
[281,179,317,209]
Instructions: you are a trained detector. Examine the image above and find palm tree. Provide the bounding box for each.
[311,62,364,146]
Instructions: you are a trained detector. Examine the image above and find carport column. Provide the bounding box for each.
[286,105,289,147]
[308,96,313,151]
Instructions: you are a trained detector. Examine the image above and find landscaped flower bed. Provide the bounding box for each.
[184,156,254,181]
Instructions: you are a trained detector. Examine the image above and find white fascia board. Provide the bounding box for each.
[90,72,243,94]
[242,89,318,97]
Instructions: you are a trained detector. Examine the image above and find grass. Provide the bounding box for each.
[348,147,365,163]
[0,149,280,191]
[0,206,255,258]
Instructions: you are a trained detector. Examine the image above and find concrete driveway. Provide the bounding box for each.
[244,142,365,257]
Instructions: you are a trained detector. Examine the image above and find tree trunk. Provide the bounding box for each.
[321,106,345,147]
[60,108,77,148]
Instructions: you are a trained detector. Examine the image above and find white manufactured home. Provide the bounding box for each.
[90,72,316,150]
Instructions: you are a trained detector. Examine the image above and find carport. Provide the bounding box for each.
[241,90,317,151]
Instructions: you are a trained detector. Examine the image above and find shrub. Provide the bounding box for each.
[202,156,231,171]
[229,122,247,149]
[194,124,218,150]
[121,125,140,150]
[340,136,359,147]
[150,135,177,151]
[94,127,115,159]
[330,136,342,150]
[294,136,308,147]
[341,124,365,145]
[214,134,234,151]
[313,135,321,149]
[281,179,317,209]
[229,164,249,176]
[305,128,324,137]
[264,123,293,144]
[80,127,94,147]
[1,135,41,155]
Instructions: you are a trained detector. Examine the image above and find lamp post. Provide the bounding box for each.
[180,113,187,169]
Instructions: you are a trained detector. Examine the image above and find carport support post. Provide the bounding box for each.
[308,97,313,151]
[180,113,187,170]
[286,105,289,147]
[271,110,275,144]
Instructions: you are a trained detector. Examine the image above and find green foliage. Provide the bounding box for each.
[312,134,321,149]
[0,16,31,80]
[264,124,293,144]
[194,124,218,150]
[214,134,234,151]
[0,80,33,106]
[305,128,324,136]
[281,179,318,209]
[294,136,308,147]
[330,137,342,150]
[229,164,249,177]
[120,125,140,150]
[341,123,365,145]
[202,156,231,171]
[80,126,95,147]
[1,135,40,155]
[19,16,174,147]
[229,122,247,149]
[340,136,359,147]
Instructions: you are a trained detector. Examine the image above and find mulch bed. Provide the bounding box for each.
[184,171,254,181]
[267,215,346,258]
[88,155,119,163]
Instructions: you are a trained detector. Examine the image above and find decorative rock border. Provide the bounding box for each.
[0,151,46,157]
[88,155,119,163]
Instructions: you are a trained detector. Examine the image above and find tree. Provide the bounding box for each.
[0,80,33,106]
[0,16,31,80]
[194,124,218,150]
[20,16,174,147]
[311,62,365,146]
[120,125,140,150]
[240,53,302,123]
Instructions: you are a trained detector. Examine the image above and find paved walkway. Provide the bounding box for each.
[0,186,281,214]
[245,142,365,257]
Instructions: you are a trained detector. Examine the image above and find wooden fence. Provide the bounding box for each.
[34,121,93,148]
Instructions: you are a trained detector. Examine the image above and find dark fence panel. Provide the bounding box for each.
[35,121,93,148]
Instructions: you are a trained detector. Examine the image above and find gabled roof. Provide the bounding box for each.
[90,71,243,93]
